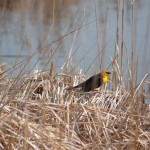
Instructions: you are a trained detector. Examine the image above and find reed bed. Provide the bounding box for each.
[0,0,150,149]
[0,60,149,150]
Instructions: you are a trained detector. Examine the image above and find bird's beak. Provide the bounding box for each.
[107,72,111,75]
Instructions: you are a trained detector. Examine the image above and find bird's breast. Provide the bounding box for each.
[102,76,108,83]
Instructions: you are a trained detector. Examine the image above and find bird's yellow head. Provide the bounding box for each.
[100,70,111,83]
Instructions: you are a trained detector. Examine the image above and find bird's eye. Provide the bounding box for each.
[107,72,111,74]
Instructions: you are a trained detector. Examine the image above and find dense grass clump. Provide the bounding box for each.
[0,61,149,150]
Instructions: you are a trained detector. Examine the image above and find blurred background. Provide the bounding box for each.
[0,0,150,81]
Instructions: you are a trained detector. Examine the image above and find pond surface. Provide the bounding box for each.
[0,0,150,81]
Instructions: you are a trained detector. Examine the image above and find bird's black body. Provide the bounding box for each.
[73,74,103,92]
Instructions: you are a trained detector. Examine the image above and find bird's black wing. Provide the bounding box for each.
[73,74,103,92]
[73,79,88,91]
[88,74,103,91]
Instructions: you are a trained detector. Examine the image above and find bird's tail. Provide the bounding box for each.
[65,85,82,91]
[65,86,74,91]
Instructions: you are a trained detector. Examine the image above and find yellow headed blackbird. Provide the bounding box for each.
[72,70,111,92]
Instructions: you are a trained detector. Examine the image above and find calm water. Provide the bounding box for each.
[0,0,150,81]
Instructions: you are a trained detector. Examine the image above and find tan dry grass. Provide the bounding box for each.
[0,62,149,150]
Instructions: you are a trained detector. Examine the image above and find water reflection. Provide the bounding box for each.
[0,0,150,80]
